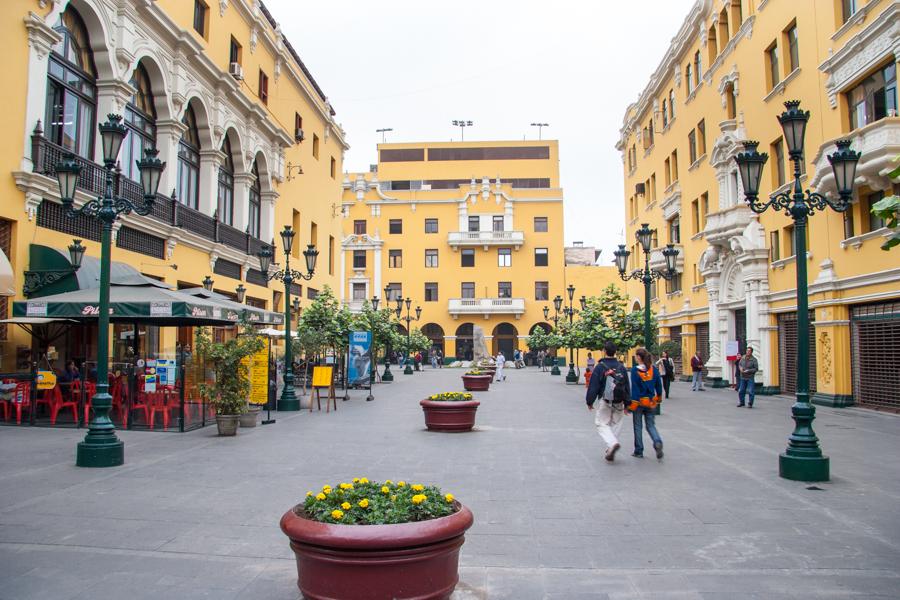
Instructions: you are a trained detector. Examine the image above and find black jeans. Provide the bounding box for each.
[662,376,671,399]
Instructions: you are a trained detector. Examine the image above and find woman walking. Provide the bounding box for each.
[630,348,664,460]
[655,351,675,399]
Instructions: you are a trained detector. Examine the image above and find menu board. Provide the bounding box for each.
[242,337,270,405]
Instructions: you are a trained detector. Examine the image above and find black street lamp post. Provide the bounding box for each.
[735,100,860,482]
[366,296,380,402]
[562,284,585,384]
[53,114,166,467]
[395,297,421,375]
[382,286,394,382]
[543,297,563,375]
[257,226,318,411]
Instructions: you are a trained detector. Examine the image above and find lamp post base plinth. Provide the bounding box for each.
[382,369,394,382]
[779,453,830,482]
[76,439,124,468]
[565,366,578,384]
[403,365,413,375]
[277,398,301,411]
[550,364,560,376]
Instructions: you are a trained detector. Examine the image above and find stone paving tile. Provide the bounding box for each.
[2,369,900,599]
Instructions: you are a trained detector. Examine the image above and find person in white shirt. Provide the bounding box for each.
[495,352,506,382]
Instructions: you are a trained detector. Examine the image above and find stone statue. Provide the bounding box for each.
[472,325,490,363]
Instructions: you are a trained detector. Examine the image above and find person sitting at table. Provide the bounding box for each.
[59,360,80,383]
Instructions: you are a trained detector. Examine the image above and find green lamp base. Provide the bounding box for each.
[76,439,124,468]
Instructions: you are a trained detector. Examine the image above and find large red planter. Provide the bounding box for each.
[280,503,474,600]
[420,399,480,432]
[461,374,491,391]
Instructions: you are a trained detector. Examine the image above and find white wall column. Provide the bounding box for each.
[373,247,383,293]
[339,246,346,300]
[198,149,225,216]
[154,119,187,200]
[704,276,723,380]
[232,172,253,232]
[95,79,136,164]
[259,190,278,242]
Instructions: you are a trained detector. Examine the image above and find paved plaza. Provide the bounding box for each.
[1,367,899,599]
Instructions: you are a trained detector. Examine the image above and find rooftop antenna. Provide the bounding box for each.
[530,122,549,140]
[452,120,473,141]
[376,127,393,143]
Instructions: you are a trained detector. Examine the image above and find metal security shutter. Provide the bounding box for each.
[116,226,165,259]
[695,322,710,363]
[778,311,816,395]
[213,258,241,280]
[37,200,101,241]
[669,325,683,376]
[851,302,900,411]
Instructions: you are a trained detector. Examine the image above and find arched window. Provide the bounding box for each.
[217,137,234,225]
[46,6,96,160]
[122,63,156,182]
[177,105,201,209]
[248,160,261,238]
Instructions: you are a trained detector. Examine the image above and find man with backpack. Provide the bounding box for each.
[586,341,631,462]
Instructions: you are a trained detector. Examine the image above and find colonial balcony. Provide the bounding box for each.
[448,230,525,250]
[447,297,526,319]
[809,117,900,196]
[343,299,365,313]
[701,205,757,247]
[648,244,685,273]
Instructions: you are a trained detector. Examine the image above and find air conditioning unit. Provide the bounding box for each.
[295,127,305,143]
[229,62,243,80]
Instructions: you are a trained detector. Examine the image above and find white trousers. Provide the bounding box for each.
[594,401,624,449]
[495,365,504,381]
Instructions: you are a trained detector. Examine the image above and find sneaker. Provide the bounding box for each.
[748,404,753,408]
[631,452,644,458]
[605,443,620,462]
[654,441,664,460]
[737,403,745,407]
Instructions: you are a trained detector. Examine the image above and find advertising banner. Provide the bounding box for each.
[348,331,372,386]
[241,337,270,405]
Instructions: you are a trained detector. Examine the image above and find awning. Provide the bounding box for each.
[13,284,237,326]
[0,249,14,297]
[257,327,285,337]
[0,317,78,325]
[179,288,284,326]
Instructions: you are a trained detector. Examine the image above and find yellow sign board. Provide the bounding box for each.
[36,370,57,390]
[312,366,333,388]
[242,337,270,405]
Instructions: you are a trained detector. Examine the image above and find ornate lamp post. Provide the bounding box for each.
[382,285,394,382]
[235,284,246,303]
[395,297,421,375]
[543,296,563,375]
[53,114,165,467]
[562,284,583,384]
[734,100,860,482]
[366,296,380,402]
[257,226,318,411]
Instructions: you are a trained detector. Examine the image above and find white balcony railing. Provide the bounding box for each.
[701,205,757,247]
[648,244,685,273]
[809,117,900,197]
[448,230,525,249]
[447,297,526,319]
[343,299,365,313]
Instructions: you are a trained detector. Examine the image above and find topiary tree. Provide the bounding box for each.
[195,319,265,415]
[562,284,659,357]
[871,157,900,250]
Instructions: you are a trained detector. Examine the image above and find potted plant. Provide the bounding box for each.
[195,323,265,436]
[461,369,492,391]
[281,478,474,600]
[420,392,480,432]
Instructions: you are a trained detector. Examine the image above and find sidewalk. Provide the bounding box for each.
[1,367,898,599]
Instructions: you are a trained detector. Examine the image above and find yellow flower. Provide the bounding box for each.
[411,484,424,492]
[381,486,390,494]
[384,480,393,485]
[359,478,369,484]
[411,494,427,505]
[445,493,455,503]
[315,493,326,501]
[341,502,351,510]
[322,485,332,492]
[397,481,407,487]
[391,495,397,502]
[358,499,369,509]
[352,478,360,483]
[339,483,354,490]
[306,491,313,498]
[331,510,344,520]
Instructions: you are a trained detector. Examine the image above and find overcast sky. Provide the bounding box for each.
[267,0,696,259]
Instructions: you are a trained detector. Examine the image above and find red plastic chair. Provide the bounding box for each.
[11,382,32,425]
[37,385,78,426]
[78,381,98,425]
[130,390,150,428]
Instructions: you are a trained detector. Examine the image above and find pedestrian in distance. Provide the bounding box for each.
[655,351,675,399]
[737,347,759,408]
[537,349,546,371]
[690,350,706,391]
[430,349,438,369]
[586,341,630,462]
[436,348,443,369]
[514,349,525,369]
[629,348,664,459]
[495,351,506,382]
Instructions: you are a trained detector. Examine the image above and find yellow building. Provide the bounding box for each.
[617,0,900,409]
[2,0,346,370]
[341,140,576,361]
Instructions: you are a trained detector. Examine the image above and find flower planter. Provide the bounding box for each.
[281,503,474,600]
[420,399,480,432]
[461,374,491,391]
[215,414,240,436]
[239,405,261,428]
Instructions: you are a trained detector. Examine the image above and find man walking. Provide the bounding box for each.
[495,351,506,382]
[737,347,759,408]
[586,342,630,462]
[690,350,706,391]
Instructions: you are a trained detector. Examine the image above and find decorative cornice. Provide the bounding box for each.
[24,12,61,60]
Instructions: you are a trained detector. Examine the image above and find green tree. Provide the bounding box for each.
[195,320,266,415]
[870,157,900,250]
[294,285,353,358]
[563,284,658,355]
[392,327,430,355]
[351,300,396,363]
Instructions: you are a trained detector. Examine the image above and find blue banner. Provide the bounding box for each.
[348,331,372,386]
